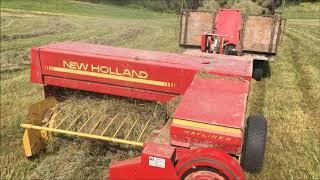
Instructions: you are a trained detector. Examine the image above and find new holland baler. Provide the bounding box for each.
[22,42,267,179]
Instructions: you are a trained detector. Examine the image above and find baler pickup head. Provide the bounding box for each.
[21,96,168,157]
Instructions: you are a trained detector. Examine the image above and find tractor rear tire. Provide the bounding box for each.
[241,115,267,173]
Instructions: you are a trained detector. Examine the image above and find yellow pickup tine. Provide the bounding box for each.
[54,113,71,129]
[125,117,139,140]
[44,106,65,127]
[136,118,152,142]
[112,115,130,138]
[89,114,105,134]
[66,111,85,131]
[101,113,119,136]
[21,123,144,147]
[78,112,95,132]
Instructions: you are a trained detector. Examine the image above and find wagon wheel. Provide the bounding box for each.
[253,68,263,81]
[252,60,266,81]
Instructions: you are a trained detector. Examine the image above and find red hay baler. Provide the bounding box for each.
[21,42,267,180]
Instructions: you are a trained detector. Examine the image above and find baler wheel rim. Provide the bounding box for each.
[182,166,228,180]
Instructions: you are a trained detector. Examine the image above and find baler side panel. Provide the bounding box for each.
[33,43,252,102]
[37,42,252,79]
[170,124,242,154]
[38,49,197,95]
[43,76,177,102]
[171,76,250,154]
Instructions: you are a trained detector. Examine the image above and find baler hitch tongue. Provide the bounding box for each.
[21,97,163,157]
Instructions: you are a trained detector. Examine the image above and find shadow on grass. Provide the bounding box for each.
[249,80,267,116]
[264,61,272,78]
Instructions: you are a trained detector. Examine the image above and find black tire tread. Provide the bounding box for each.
[253,68,263,81]
[241,115,267,173]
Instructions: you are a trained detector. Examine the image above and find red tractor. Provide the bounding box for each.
[22,42,267,179]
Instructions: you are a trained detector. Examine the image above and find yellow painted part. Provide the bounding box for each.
[136,118,151,142]
[54,113,70,128]
[89,115,105,134]
[101,113,119,136]
[125,117,139,140]
[113,115,129,138]
[66,111,85,130]
[22,129,32,157]
[50,66,174,87]
[21,124,144,147]
[22,128,46,157]
[172,118,242,135]
[78,112,95,131]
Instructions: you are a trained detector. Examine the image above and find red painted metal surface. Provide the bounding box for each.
[214,9,242,47]
[170,76,249,154]
[109,143,245,180]
[31,42,252,102]
[110,143,179,180]
[44,76,176,102]
[174,77,249,128]
[30,48,42,83]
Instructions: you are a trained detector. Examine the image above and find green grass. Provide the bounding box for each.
[283,2,320,19]
[1,0,320,179]
[247,18,320,179]
[0,0,174,19]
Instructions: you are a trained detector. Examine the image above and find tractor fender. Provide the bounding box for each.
[175,148,245,180]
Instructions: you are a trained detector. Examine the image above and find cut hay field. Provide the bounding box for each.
[1,1,319,179]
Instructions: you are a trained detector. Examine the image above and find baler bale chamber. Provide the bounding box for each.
[22,42,268,180]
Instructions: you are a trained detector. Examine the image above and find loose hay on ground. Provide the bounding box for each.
[47,93,168,143]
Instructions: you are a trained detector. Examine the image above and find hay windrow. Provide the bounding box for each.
[47,93,168,143]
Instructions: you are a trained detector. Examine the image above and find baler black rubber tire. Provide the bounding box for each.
[241,115,267,173]
[253,68,263,81]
